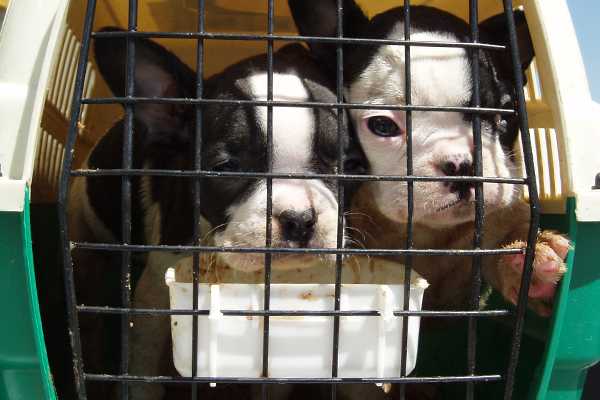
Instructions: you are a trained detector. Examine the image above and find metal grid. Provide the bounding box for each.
[57,0,540,399]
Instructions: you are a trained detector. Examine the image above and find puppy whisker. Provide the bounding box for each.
[344,225,369,244]
[201,222,231,242]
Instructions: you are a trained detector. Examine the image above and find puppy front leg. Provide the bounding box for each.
[129,253,176,400]
[483,203,570,316]
[495,231,569,316]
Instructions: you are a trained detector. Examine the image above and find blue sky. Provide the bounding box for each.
[568,0,599,102]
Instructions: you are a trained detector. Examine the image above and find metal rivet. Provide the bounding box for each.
[593,173,600,190]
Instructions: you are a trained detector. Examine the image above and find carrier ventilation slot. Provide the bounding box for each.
[520,60,566,212]
[33,27,96,203]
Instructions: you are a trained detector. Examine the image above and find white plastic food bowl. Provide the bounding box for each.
[165,259,428,380]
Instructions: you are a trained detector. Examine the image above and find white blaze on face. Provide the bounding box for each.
[349,31,472,109]
[247,73,314,173]
[214,72,339,271]
[348,30,519,226]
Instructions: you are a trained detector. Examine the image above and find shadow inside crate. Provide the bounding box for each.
[31,203,557,400]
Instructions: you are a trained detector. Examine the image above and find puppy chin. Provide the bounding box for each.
[419,201,475,227]
[374,181,519,228]
[215,253,261,273]
[216,251,333,273]
[214,231,339,273]
[376,199,473,227]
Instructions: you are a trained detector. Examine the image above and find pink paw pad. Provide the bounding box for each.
[533,243,568,283]
[533,259,563,282]
[528,280,556,299]
[539,232,571,260]
[499,232,570,316]
[505,253,525,272]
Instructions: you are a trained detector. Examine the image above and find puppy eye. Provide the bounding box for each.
[212,159,240,172]
[366,116,402,137]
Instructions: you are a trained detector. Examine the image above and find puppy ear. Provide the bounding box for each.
[479,10,535,80]
[94,27,195,132]
[288,0,369,68]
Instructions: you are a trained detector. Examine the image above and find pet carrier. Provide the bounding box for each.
[0,0,598,399]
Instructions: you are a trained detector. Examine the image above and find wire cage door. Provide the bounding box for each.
[57,0,540,399]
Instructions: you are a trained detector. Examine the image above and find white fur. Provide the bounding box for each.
[348,30,520,226]
[218,73,339,271]
[349,31,472,109]
[245,73,314,173]
[70,161,116,243]
[214,179,339,271]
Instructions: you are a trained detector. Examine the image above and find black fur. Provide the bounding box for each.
[75,28,368,400]
[88,30,366,247]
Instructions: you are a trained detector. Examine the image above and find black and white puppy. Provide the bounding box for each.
[289,1,569,316]
[287,3,570,399]
[68,29,364,400]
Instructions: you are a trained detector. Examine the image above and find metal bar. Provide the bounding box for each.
[331,1,344,398]
[191,2,205,399]
[71,242,524,256]
[81,97,516,115]
[85,374,503,385]
[77,306,511,318]
[70,169,527,184]
[502,1,540,398]
[91,30,507,51]
[120,3,137,398]
[467,1,484,399]
[399,2,413,399]
[59,2,542,396]
[262,3,275,398]
[57,1,98,398]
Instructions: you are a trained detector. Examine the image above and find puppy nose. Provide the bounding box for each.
[440,160,474,200]
[440,160,473,177]
[278,208,317,246]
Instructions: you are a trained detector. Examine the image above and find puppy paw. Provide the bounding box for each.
[499,231,570,316]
